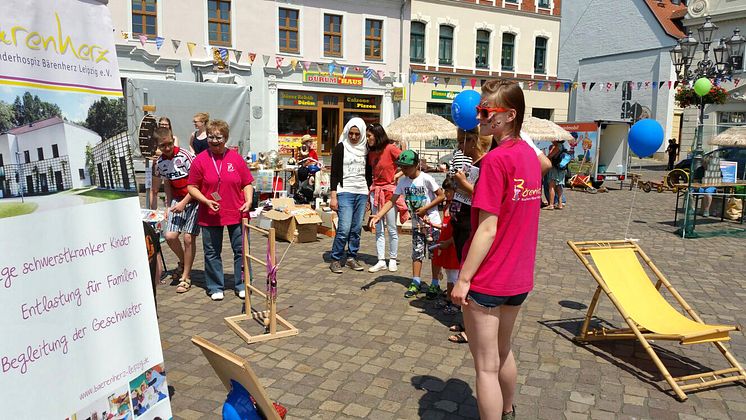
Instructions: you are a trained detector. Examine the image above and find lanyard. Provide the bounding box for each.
[209,151,224,181]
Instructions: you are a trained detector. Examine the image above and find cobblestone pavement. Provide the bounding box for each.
[155,163,746,419]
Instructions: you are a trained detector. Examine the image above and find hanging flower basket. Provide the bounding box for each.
[675,85,729,108]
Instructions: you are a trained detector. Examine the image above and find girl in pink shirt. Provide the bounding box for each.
[451,80,541,420]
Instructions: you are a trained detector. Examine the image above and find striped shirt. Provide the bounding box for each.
[155,147,195,199]
[449,150,473,174]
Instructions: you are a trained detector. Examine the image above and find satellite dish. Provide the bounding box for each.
[138,114,159,159]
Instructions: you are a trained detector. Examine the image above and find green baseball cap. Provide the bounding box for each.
[397,149,419,166]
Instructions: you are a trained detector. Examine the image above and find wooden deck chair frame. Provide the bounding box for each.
[192,336,282,420]
[568,240,746,401]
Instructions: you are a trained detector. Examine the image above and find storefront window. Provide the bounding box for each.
[343,112,379,127]
[427,102,452,123]
[278,108,317,154]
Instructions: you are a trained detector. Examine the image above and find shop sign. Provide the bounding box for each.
[393,87,404,102]
[431,90,458,100]
[303,71,363,87]
[279,91,317,107]
[345,96,379,110]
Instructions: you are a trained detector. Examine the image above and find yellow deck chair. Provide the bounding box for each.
[568,240,746,401]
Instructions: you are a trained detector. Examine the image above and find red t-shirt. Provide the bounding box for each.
[309,149,319,162]
[462,139,541,296]
[433,215,460,269]
[188,149,254,227]
[368,144,401,186]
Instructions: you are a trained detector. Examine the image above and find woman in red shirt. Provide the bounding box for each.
[451,80,541,420]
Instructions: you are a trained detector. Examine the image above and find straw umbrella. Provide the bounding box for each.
[521,116,574,142]
[385,113,457,150]
[710,126,746,147]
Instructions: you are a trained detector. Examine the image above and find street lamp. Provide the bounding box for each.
[669,16,744,236]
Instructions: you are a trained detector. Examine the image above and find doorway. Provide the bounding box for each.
[26,175,34,195]
[40,173,49,193]
[321,108,340,155]
[55,171,64,191]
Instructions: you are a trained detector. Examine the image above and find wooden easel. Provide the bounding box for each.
[191,336,282,420]
[224,218,299,344]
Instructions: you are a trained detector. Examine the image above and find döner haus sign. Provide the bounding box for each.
[303,70,363,87]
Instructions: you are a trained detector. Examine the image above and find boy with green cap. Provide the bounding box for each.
[370,150,446,298]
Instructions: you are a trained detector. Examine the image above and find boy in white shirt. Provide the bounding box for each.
[370,150,445,298]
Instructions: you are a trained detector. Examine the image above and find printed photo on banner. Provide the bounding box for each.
[71,386,132,420]
[129,364,169,418]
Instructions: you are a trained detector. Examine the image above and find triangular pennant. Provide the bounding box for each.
[290,59,298,70]
[735,78,741,88]
[572,82,578,90]
[614,82,620,91]
[460,78,467,88]
[263,55,270,66]
[659,81,665,89]
[674,80,680,89]
[470,78,477,89]
[171,39,181,52]
[422,75,429,83]
[564,82,570,92]
[668,80,672,89]
[121,31,129,40]
[219,48,228,63]
[249,52,256,64]
[555,82,561,91]
[366,68,375,80]
[302,61,311,70]
[187,42,196,56]
[538,82,544,90]
[155,36,164,50]
[518,82,525,89]
[341,66,348,78]
[234,50,242,63]
[138,34,147,47]
[433,76,439,87]
[528,81,535,90]
[276,57,284,69]
[444,77,450,87]
[637,82,642,90]
[480,79,486,88]
[581,82,587,91]
[606,82,612,91]
[354,66,361,72]
[328,63,336,75]
[377,70,385,80]
[644,81,650,89]
[410,72,417,84]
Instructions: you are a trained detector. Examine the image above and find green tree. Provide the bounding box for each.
[12,92,62,126]
[84,97,127,140]
[0,101,14,132]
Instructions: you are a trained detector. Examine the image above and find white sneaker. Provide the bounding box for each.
[210,292,224,301]
[368,260,387,273]
[388,259,398,272]
[238,290,246,299]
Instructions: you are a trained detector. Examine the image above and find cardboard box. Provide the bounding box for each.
[316,207,338,238]
[263,198,322,243]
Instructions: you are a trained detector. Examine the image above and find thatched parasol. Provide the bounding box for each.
[710,126,746,147]
[521,116,574,142]
[385,113,457,143]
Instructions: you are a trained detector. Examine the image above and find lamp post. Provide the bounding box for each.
[670,16,745,236]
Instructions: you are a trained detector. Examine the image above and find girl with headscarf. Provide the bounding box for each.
[328,117,371,273]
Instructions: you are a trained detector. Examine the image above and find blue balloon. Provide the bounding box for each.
[223,380,261,420]
[628,119,664,158]
[451,90,481,130]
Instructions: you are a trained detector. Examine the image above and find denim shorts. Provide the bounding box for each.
[694,187,717,194]
[467,290,529,308]
[411,228,440,261]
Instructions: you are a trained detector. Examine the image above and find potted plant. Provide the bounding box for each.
[675,84,729,108]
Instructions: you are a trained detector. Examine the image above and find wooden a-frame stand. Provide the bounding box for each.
[225,218,299,344]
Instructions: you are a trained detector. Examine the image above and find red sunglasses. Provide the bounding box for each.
[476,105,511,119]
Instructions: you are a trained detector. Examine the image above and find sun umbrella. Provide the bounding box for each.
[385,113,458,143]
[521,116,574,142]
[710,126,746,147]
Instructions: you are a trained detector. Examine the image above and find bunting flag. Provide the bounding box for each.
[154,36,164,50]
[636,82,642,90]
[433,76,439,87]
[171,39,180,52]
[572,82,578,90]
[366,68,375,80]
[329,63,337,75]
[518,82,525,89]
[187,42,196,56]
[262,55,270,66]
[234,50,242,63]
[528,81,535,89]
[219,48,228,64]
[354,66,361,72]
[290,59,298,70]
[644,81,650,89]
[659,81,665,89]
[614,82,619,91]
[377,70,385,80]
[422,75,429,83]
[555,82,561,91]
[138,34,147,47]
[538,82,544,90]
[121,31,129,40]
[300,61,310,70]
[249,52,256,64]
[444,77,450,86]
[564,82,570,92]
[410,72,417,84]
[470,78,477,89]
[606,82,612,91]
[275,57,284,69]
[341,66,348,78]
[460,78,467,88]
[674,80,680,89]
[668,81,672,89]
[581,82,587,91]
[736,79,741,88]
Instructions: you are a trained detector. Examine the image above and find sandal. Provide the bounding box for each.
[170,262,184,281]
[448,332,468,344]
[443,304,460,315]
[449,323,464,333]
[176,279,191,293]
[543,205,554,210]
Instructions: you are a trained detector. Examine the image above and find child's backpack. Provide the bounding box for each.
[552,145,572,170]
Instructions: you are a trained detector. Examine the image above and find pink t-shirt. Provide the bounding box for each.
[462,139,541,296]
[188,149,254,227]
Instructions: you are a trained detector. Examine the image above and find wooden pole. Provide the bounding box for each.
[242,218,251,312]
[268,227,277,335]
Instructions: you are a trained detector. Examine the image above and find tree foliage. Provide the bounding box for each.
[0,101,14,132]
[84,97,127,140]
[12,92,62,126]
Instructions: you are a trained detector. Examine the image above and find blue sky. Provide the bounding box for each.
[0,85,100,124]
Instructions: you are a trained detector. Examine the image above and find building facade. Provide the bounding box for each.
[408,0,567,150]
[680,0,746,153]
[559,0,687,153]
[0,117,96,198]
[106,0,409,156]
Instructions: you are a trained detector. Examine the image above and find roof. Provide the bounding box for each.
[6,116,65,135]
[644,0,688,39]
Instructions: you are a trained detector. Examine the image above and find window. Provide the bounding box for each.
[365,19,383,61]
[278,8,299,54]
[718,112,746,134]
[427,102,453,123]
[439,25,454,65]
[532,108,553,120]
[538,0,551,8]
[410,22,425,63]
[501,33,515,71]
[79,169,86,180]
[0,154,4,166]
[208,0,231,46]
[37,147,44,161]
[52,144,59,158]
[324,14,343,57]
[24,151,30,164]
[534,37,547,74]
[505,0,518,3]
[476,30,490,68]
[132,0,157,38]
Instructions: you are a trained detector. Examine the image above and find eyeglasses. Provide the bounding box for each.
[476,105,511,119]
[193,120,202,124]
[207,135,224,141]
[157,142,174,149]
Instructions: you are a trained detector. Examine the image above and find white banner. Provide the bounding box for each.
[0,0,122,96]
[0,198,171,418]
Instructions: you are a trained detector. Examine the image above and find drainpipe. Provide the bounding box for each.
[399,0,409,83]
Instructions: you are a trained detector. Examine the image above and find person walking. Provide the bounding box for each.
[328,118,370,273]
[545,139,567,210]
[666,139,680,170]
[187,120,254,301]
[366,123,404,273]
[189,112,210,156]
[451,80,541,420]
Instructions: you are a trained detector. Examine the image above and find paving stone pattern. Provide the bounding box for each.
[155,163,746,419]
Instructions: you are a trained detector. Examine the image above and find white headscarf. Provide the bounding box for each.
[338,117,368,158]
